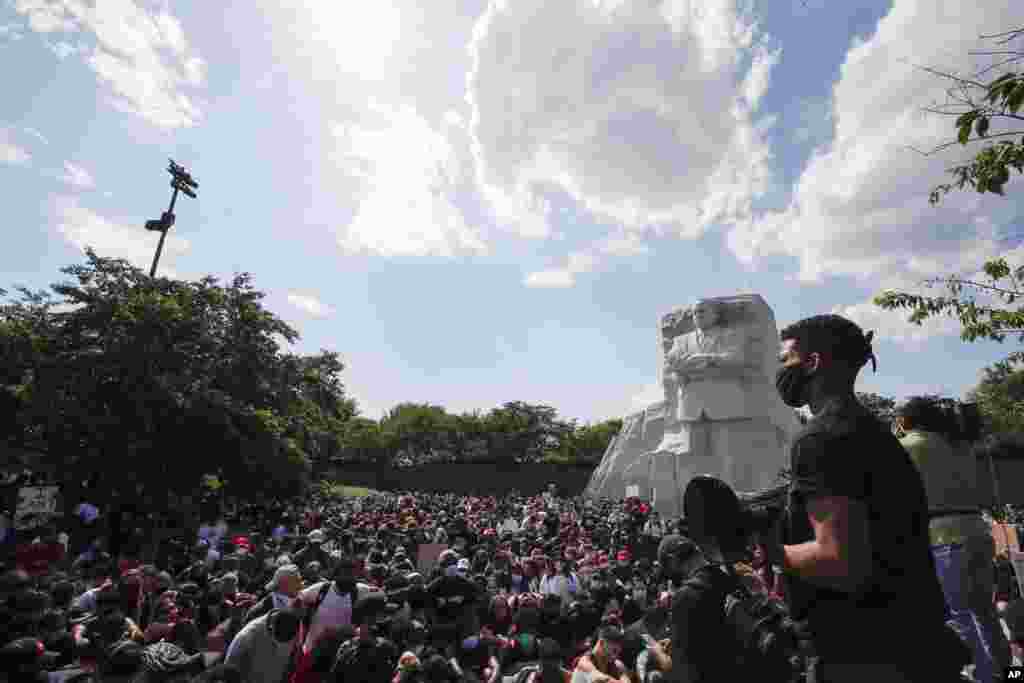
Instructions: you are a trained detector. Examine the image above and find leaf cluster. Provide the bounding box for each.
[925,28,1024,203]
[874,257,1024,345]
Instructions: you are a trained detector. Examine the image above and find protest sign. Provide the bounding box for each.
[14,486,60,530]
[418,543,448,573]
[993,523,1020,557]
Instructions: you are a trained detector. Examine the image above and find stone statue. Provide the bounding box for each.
[586,294,800,515]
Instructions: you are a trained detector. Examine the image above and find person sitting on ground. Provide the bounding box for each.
[571,626,629,683]
[294,531,332,573]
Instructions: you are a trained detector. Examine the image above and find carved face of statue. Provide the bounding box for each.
[691,301,720,330]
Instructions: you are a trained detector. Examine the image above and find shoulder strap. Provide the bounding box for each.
[316,581,332,610]
[304,581,333,628]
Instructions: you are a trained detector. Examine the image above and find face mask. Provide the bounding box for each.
[775,364,812,408]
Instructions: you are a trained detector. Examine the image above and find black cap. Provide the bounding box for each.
[656,535,698,565]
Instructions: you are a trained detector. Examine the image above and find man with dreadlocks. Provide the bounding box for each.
[761,314,972,682]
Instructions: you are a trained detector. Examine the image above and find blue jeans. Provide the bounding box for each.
[933,540,1010,683]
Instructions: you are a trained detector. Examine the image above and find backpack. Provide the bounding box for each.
[303,581,359,631]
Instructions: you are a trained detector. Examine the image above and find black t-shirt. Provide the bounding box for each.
[782,396,949,664]
[428,575,480,621]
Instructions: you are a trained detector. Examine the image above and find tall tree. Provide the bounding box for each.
[967,359,1024,433]
[0,251,350,512]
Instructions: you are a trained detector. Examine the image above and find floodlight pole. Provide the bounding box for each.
[147,159,198,278]
[149,185,179,278]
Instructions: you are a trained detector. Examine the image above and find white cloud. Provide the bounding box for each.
[524,268,578,289]
[13,0,76,32]
[729,0,1024,288]
[524,230,648,288]
[0,127,31,165]
[330,103,486,258]
[467,0,779,240]
[14,0,206,129]
[286,293,335,319]
[60,161,95,189]
[53,197,190,273]
[831,300,961,346]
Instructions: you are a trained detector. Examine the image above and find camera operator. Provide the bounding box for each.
[895,399,1009,683]
[769,314,970,682]
[656,534,737,683]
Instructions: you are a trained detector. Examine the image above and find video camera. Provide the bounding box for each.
[680,476,813,683]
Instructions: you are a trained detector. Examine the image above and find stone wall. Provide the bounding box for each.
[324,463,597,497]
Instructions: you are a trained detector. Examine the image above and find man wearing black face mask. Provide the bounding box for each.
[770,314,969,683]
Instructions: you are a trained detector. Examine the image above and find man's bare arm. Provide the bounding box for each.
[782,495,872,593]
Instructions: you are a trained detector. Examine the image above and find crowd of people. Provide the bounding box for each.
[2,480,1021,683]
[6,312,1024,683]
[0,486,743,683]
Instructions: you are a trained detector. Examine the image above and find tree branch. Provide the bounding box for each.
[926,276,1024,298]
[899,59,990,90]
[906,130,1024,157]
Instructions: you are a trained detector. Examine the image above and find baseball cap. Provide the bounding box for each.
[308,530,326,544]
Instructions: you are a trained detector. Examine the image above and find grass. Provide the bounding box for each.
[338,485,373,498]
[318,481,376,499]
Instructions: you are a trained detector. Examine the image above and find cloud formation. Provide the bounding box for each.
[468,0,780,243]
[14,0,206,128]
[331,103,486,258]
[524,230,648,288]
[60,161,95,189]
[728,0,1024,289]
[286,293,335,319]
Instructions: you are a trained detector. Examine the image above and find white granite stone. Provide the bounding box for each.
[586,294,800,514]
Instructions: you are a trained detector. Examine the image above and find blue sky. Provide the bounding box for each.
[1,0,1022,424]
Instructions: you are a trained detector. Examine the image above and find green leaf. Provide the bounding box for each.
[1008,84,1024,114]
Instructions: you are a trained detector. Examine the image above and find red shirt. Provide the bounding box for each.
[15,541,65,576]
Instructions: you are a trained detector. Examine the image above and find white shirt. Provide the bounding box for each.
[299,581,372,654]
[539,573,578,607]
